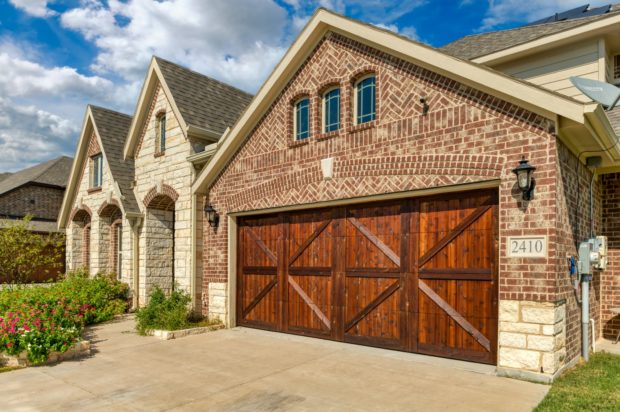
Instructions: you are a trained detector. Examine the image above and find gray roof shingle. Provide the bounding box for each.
[155,57,253,136]
[0,156,73,196]
[440,5,620,60]
[89,106,140,213]
[0,173,12,183]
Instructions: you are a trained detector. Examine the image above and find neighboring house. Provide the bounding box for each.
[0,156,73,281]
[58,57,252,308]
[60,5,620,383]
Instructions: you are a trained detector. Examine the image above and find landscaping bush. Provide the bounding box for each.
[0,270,128,364]
[135,286,191,335]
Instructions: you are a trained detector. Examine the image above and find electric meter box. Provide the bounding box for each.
[595,236,608,270]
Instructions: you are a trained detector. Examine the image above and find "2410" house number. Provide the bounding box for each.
[507,236,547,258]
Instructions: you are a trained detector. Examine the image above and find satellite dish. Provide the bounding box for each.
[570,77,620,110]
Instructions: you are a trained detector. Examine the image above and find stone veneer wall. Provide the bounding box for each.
[498,300,566,380]
[66,131,133,285]
[132,84,195,304]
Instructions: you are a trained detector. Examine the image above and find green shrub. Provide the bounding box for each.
[0,271,128,364]
[135,286,191,335]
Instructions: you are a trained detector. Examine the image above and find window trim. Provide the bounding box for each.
[354,74,376,125]
[293,96,311,141]
[322,86,341,133]
[90,154,103,189]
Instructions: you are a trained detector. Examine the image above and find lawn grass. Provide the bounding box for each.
[535,352,620,412]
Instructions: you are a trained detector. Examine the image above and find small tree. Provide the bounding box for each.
[0,215,64,284]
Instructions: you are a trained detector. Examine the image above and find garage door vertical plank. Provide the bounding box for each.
[333,207,345,341]
[400,200,411,350]
[409,198,420,352]
[279,213,288,333]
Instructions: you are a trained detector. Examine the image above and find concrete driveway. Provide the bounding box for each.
[0,316,548,411]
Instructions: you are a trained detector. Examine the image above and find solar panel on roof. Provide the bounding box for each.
[525,4,611,26]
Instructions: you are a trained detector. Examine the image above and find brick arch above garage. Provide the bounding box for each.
[223,153,505,213]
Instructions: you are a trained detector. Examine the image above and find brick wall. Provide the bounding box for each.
[202,32,562,316]
[601,173,620,340]
[0,184,65,221]
[555,142,602,362]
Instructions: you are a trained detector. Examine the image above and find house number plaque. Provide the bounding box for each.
[507,236,547,258]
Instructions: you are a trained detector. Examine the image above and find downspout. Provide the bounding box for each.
[190,193,198,313]
[131,217,142,310]
[582,162,598,361]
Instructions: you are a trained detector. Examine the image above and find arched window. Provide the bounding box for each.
[156,113,166,153]
[323,87,340,133]
[294,97,310,140]
[355,75,376,125]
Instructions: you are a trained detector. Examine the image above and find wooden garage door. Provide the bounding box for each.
[237,190,498,364]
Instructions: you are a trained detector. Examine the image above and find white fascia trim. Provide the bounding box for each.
[473,14,620,65]
[58,107,94,229]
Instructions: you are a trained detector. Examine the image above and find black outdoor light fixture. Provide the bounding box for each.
[512,156,536,201]
[205,203,219,228]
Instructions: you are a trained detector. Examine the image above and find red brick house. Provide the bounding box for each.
[192,9,620,382]
[0,156,72,282]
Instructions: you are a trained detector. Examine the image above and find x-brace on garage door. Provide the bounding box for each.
[237,189,498,364]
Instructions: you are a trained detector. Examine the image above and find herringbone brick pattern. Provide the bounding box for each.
[202,31,561,315]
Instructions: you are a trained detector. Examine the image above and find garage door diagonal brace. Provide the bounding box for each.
[246,226,277,264]
[418,201,492,267]
[288,276,331,330]
[289,219,332,266]
[348,217,400,267]
[345,281,400,332]
[418,280,491,352]
[242,277,278,318]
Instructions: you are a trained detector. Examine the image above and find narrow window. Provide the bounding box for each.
[355,75,376,125]
[323,88,340,133]
[294,98,310,140]
[115,223,122,279]
[91,154,102,188]
[157,114,166,153]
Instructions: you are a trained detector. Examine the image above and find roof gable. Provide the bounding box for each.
[123,57,252,158]
[193,8,598,194]
[58,106,136,228]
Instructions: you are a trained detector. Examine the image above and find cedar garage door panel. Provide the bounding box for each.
[237,190,498,364]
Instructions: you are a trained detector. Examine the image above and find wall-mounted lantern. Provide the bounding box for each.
[512,157,536,201]
[204,204,219,228]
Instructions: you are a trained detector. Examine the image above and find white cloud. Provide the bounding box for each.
[481,0,611,29]
[61,0,290,92]
[8,0,56,18]
[0,52,114,100]
[0,97,78,172]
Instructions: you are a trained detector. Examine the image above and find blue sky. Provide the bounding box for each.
[0,0,611,171]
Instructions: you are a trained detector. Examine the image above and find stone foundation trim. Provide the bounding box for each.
[148,324,225,340]
[498,300,567,378]
[497,355,580,384]
[0,340,91,367]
